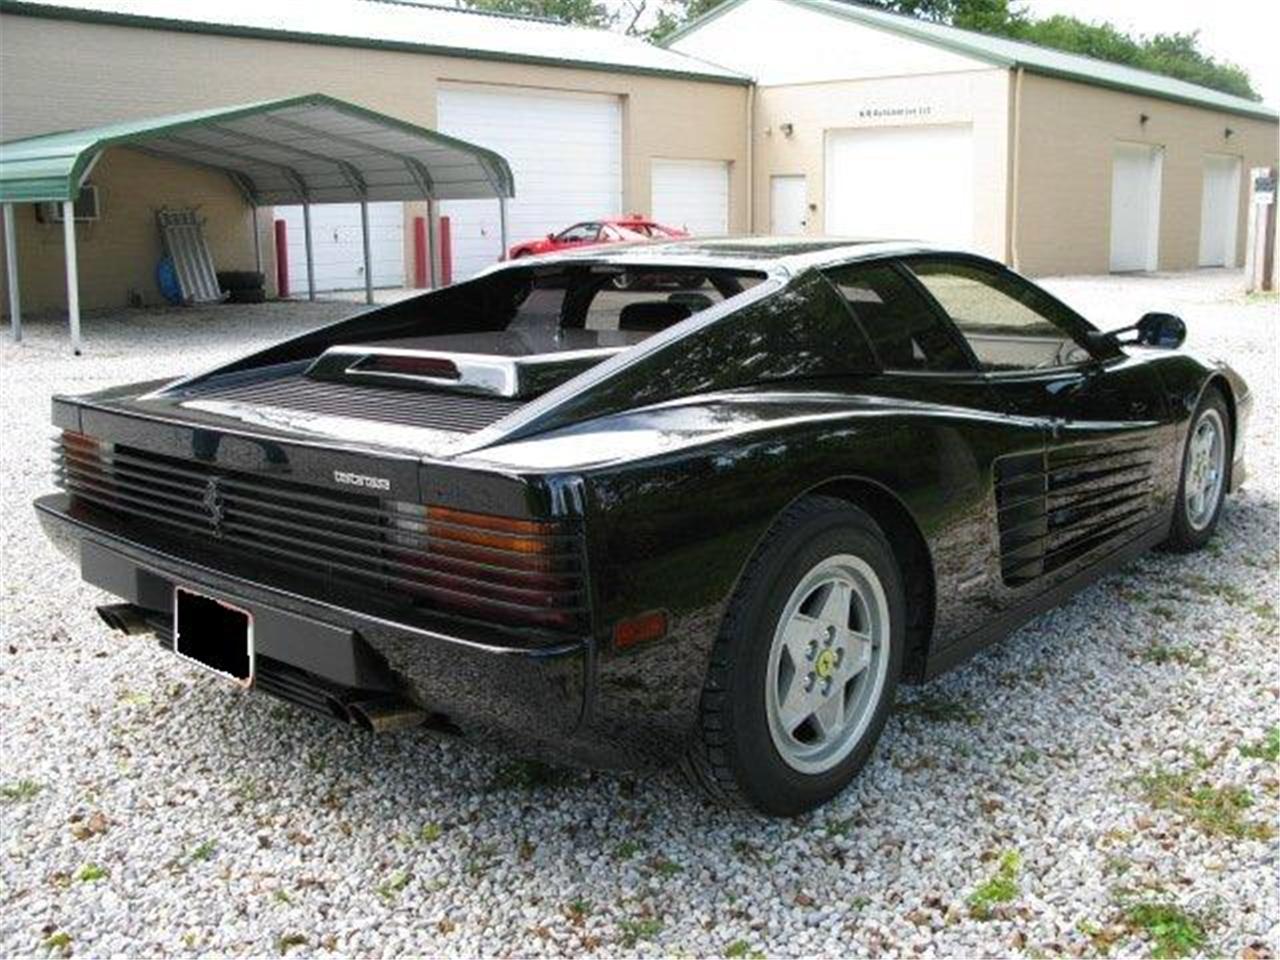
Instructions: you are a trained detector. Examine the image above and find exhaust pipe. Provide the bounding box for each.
[96,603,155,636]
[346,696,429,733]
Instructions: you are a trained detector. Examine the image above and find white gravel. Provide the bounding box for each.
[2,272,1277,958]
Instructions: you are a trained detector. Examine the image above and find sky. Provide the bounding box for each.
[1012,0,1280,105]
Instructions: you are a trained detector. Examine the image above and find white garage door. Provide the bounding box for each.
[1110,142,1164,273]
[651,159,730,236]
[437,85,622,280]
[1199,154,1241,267]
[824,124,973,246]
[275,203,404,294]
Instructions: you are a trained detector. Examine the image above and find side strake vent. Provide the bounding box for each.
[182,374,522,434]
[996,439,1156,587]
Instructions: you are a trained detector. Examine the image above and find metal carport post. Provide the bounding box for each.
[0,94,515,351]
[3,203,20,342]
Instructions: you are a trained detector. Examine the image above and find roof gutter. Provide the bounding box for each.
[0,1,752,86]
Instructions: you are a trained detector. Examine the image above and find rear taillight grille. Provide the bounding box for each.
[54,433,587,633]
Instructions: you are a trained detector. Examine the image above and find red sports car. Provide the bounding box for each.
[508,217,688,259]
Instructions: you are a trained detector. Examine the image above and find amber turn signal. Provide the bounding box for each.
[613,610,668,650]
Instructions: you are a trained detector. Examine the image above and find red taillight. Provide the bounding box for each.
[424,505,558,554]
[388,502,584,630]
[613,610,668,650]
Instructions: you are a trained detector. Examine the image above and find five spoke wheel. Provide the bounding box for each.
[1185,407,1225,531]
[765,554,889,775]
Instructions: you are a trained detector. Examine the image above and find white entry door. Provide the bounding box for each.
[1198,154,1242,267]
[770,175,808,234]
[651,159,730,236]
[824,124,973,246]
[1110,142,1164,272]
[437,85,622,280]
[276,203,404,294]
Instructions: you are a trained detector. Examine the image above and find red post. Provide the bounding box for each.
[439,215,453,286]
[273,219,289,299]
[413,216,429,288]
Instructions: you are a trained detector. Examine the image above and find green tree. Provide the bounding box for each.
[645,0,1258,99]
[460,0,612,28]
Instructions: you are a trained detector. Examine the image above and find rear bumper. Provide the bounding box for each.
[35,494,590,754]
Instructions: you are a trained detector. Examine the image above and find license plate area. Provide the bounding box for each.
[173,587,254,685]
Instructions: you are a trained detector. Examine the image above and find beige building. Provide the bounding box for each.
[669,0,1278,276]
[1,0,1277,316]
[0,0,750,312]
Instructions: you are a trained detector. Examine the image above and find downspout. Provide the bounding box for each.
[1008,65,1024,269]
[745,81,756,234]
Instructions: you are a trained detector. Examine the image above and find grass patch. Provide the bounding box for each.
[377,870,411,900]
[1136,767,1273,840]
[724,939,764,958]
[418,821,444,843]
[490,759,578,791]
[614,839,641,860]
[649,856,682,877]
[1123,901,1208,958]
[896,695,980,725]
[1239,727,1280,762]
[1174,574,1249,605]
[76,862,109,883]
[186,839,217,865]
[1140,644,1206,667]
[0,779,41,803]
[617,917,662,948]
[41,931,72,957]
[189,840,217,862]
[967,850,1020,920]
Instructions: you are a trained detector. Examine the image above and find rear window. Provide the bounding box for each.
[583,273,763,332]
[498,266,764,340]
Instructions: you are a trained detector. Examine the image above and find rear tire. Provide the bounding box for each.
[681,496,905,816]
[1166,387,1231,552]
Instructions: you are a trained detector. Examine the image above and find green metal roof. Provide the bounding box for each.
[0,94,516,204]
[665,0,1278,121]
[0,0,749,84]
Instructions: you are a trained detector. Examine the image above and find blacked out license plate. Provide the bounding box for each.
[173,587,254,685]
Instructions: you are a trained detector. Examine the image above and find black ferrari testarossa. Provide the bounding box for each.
[37,238,1250,814]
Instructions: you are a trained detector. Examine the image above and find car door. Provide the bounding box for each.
[821,260,1046,648]
[902,256,1175,596]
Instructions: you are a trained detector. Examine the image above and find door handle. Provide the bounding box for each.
[1049,417,1066,439]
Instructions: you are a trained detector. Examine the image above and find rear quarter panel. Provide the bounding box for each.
[469,390,1045,766]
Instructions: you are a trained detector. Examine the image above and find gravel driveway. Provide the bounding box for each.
[2,272,1276,958]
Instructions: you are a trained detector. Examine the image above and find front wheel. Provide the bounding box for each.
[1166,387,1231,552]
[682,497,905,815]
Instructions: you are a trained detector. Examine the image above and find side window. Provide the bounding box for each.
[909,260,1093,371]
[823,263,972,373]
[558,223,599,243]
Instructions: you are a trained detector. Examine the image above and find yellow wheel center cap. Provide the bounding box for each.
[815,648,837,679]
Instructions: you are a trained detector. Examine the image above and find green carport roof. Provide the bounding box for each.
[0,93,516,204]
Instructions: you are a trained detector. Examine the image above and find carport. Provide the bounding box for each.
[0,93,515,353]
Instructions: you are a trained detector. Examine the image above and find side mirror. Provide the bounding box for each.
[1136,312,1186,349]
[547,233,556,241]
